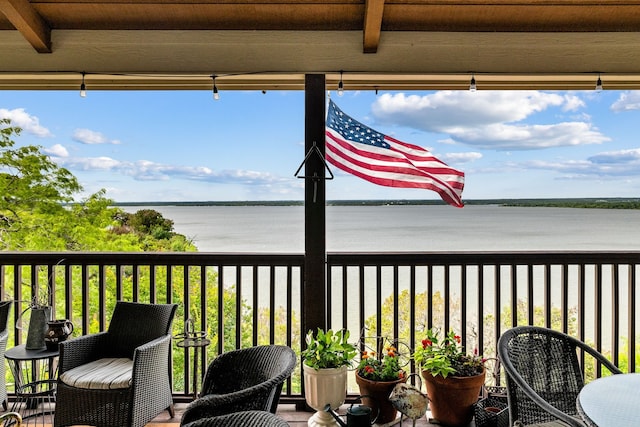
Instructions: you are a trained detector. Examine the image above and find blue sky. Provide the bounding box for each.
[2,88,640,203]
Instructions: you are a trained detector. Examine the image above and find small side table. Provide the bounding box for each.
[577,373,640,426]
[174,319,210,400]
[5,344,59,425]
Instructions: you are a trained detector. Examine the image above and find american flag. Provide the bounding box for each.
[325,100,465,208]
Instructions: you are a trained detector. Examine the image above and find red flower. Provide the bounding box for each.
[356,341,403,381]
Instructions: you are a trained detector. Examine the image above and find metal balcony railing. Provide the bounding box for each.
[0,251,637,404]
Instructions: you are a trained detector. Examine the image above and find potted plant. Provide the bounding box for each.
[413,328,485,427]
[355,344,407,424]
[301,328,357,426]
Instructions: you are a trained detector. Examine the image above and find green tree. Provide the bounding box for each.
[0,119,81,248]
[0,119,275,393]
[125,209,175,239]
[0,120,195,252]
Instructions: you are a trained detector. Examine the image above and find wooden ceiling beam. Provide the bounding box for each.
[0,0,51,52]
[3,72,640,91]
[363,0,385,53]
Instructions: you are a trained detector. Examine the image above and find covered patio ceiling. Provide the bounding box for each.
[1,0,640,91]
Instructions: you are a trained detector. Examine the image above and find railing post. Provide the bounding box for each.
[302,74,327,338]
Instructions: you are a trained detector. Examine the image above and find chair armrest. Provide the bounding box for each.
[576,340,623,375]
[0,329,8,362]
[181,382,278,424]
[131,334,172,381]
[58,332,108,374]
[129,334,173,422]
[0,329,8,349]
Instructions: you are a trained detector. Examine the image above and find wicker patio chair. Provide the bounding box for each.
[54,301,178,427]
[181,410,290,427]
[497,326,622,427]
[180,345,297,426]
[0,300,12,411]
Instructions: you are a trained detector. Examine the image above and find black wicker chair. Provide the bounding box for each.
[180,345,297,426]
[497,326,622,427]
[181,410,290,427]
[0,301,12,410]
[54,301,178,427]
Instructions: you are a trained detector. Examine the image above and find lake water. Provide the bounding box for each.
[121,204,638,348]
[122,204,640,252]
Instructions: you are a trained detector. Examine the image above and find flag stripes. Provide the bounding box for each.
[325,100,465,207]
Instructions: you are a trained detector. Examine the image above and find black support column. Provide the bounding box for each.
[302,74,327,338]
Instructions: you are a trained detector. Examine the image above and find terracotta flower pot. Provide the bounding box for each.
[421,368,485,427]
[355,372,407,424]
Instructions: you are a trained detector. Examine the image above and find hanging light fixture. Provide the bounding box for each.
[337,70,344,96]
[469,74,477,92]
[212,75,220,100]
[80,72,87,98]
[595,73,603,92]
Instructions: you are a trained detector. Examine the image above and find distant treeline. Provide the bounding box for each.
[498,198,640,209]
[115,198,640,209]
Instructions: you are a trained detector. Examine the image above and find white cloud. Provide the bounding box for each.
[587,148,640,174]
[56,156,122,171]
[561,94,586,112]
[522,147,640,178]
[610,91,640,112]
[589,148,640,161]
[370,91,607,151]
[372,91,567,130]
[449,122,610,150]
[44,144,69,157]
[0,108,52,137]
[440,152,482,164]
[52,155,289,186]
[72,128,121,145]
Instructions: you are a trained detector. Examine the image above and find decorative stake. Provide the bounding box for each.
[294,141,334,203]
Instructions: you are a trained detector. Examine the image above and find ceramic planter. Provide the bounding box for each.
[303,364,348,426]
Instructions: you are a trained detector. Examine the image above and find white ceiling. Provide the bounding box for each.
[1,1,640,90]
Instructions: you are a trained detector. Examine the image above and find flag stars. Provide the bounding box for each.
[328,102,390,149]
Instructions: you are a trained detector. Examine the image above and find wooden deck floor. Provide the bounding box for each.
[7,402,453,426]
[148,403,451,426]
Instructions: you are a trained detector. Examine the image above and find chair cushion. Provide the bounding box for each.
[60,357,133,390]
[515,421,571,427]
[529,423,570,427]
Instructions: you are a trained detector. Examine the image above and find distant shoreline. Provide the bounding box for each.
[114,198,640,209]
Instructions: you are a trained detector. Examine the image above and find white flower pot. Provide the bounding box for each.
[303,364,348,426]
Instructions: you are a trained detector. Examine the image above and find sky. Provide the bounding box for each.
[2,88,640,203]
